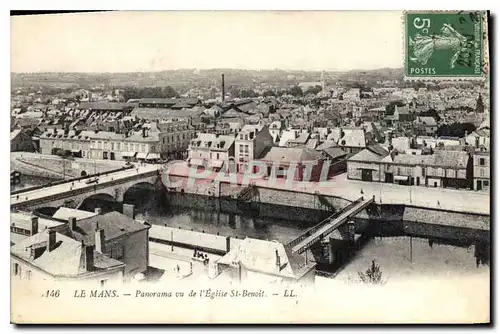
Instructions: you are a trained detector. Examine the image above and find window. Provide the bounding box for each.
[216,153,220,160]
[111,142,115,150]
[422,168,426,177]
[480,169,485,177]
[163,138,165,144]
[484,180,489,187]
[98,141,102,149]
[397,167,401,175]
[141,144,145,152]
[110,245,125,261]
[479,158,485,166]
[13,263,19,276]
[26,270,32,280]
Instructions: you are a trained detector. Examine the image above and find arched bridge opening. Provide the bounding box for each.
[122,182,158,211]
[78,193,118,214]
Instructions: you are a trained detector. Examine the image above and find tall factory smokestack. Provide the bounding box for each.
[221,73,225,102]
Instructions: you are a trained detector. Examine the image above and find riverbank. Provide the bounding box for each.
[165,161,490,216]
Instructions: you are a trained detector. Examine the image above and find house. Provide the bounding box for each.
[286,132,310,148]
[10,213,65,246]
[208,135,236,172]
[414,116,438,136]
[58,210,150,280]
[347,145,390,182]
[188,133,217,168]
[39,129,94,158]
[347,147,473,189]
[259,147,325,182]
[235,124,274,173]
[11,229,125,285]
[188,133,236,171]
[214,238,315,285]
[337,128,367,154]
[473,150,490,191]
[465,129,490,149]
[321,147,348,177]
[11,128,34,152]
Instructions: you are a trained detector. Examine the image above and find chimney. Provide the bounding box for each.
[82,241,95,272]
[95,223,106,253]
[47,229,56,252]
[226,236,231,253]
[95,207,102,215]
[275,249,281,270]
[68,216,77,231]
[30,216,39,235]
[122,204,135,219]
[221,74,225,102]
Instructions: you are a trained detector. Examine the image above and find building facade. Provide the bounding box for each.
[473,151,490,191]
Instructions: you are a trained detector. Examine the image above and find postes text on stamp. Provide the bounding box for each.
[404,11,487,80]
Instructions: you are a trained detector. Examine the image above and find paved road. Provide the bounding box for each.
[165,161,490,215]
[10,164,161,206]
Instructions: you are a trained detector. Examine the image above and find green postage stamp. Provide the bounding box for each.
[404,11,488,80]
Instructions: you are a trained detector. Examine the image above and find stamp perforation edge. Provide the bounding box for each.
[403,10,489,82]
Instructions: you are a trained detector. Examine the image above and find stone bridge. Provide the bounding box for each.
[10,165,163,211]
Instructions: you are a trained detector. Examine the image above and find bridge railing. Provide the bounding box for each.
[11,165,135,196]
[285,197,365,249]
[11,168,159,209]
[291,196,375,253]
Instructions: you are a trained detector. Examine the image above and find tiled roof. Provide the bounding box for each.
[78,102,129,111]
[68,211,149,245]
[348,148,386,162]
[322,147,347,160]
[339,129,366,148]
[10,230,124,276]
[261,147,322,163]
[217,238,311,279]
[52,207,98,221]
[434,150,470,168]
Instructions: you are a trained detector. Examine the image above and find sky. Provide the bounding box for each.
[11,11,404,73]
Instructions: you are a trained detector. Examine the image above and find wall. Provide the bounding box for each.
[11,153,128,179]
[107,229,149,279]
[11,255,124,285]
[347,161,382,181]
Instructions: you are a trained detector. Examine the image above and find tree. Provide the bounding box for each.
[240,89,258,98]
[288,85,303,97]
[122,86,179,101]
[358,260,384,284]
[437,122,476,138]
[385,101,405,115]
[263,90,276,97]
[306,85,323,95]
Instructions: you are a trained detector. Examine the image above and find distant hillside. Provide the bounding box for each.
[11,68,404,91]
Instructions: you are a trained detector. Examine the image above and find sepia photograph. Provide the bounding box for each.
[9,9,491,324]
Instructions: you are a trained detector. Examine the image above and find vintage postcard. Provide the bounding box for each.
[10,10,490,324]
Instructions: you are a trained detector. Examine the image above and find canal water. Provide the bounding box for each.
[130,191,490,282]
[14,174,489,283]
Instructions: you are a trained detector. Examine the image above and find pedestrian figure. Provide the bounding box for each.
[437,200,440,206]
[16,195,19,200]
[360,189,364,194]
[176,264,180,272]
